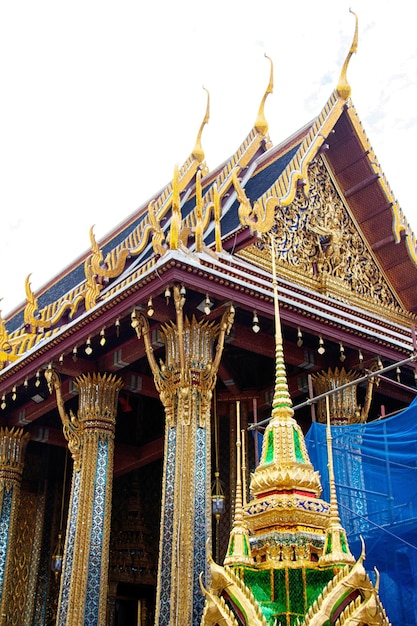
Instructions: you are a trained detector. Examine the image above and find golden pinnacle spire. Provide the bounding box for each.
[192,86,210,163]
[249,234,322,499]
[336,9,358,101]
[319,396,355,565]
[270,233,293,422]
[224,401,253,567]
[254,54,273,136]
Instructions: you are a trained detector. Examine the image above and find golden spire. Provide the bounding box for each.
[224,401,253,567]
[191,86,210,163]
[270,232,293,422]
[249,234,322,498]
[254,54,273,136]
[336,9,358,101]
[319,396,355,566]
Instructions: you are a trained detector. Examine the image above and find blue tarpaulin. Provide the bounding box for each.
[305,398,417,626]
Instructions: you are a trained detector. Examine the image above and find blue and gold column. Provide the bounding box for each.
[0,427,30,623]
[132,286,234,625]
[46,370,123,626]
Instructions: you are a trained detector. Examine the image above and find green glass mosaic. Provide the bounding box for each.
[288,569,305,613]
[292,427,305,463]
[325,533,332,554]
[305,567,336,607]
[243,535,250,556]
[240,566,338,626]
[273,568,287,610]
[265,429,274,464]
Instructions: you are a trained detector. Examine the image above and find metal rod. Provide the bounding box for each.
[376,374,417,395]
[248,353,417,430]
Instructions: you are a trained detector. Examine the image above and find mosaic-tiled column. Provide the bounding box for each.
[0,427,30,623]
[46,370,123,626]
[132,287,234,625]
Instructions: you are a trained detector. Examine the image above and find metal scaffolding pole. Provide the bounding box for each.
[248,353,417,431]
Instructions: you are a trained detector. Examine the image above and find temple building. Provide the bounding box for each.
[0,12,416,626]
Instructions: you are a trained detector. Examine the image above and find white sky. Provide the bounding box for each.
[1,1,416,317]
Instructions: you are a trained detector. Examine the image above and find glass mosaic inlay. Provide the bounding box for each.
[84,438,109,625]
[58,470,81,624]
[193,427,207,624]
[0,488,13,602]
[158,427,177,626]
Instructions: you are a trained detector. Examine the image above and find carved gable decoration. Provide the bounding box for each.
[246,157,405,316]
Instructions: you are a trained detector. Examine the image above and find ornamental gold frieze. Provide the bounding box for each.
[250,527,326,543]
[251,541,323,569]
[245,494,330,518]
[245,508,329,535]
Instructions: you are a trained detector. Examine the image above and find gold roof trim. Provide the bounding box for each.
[200,555,268,626]
[4,66,274,351]
[237,89,344,233]
[345,103,417,271]
[181,125,272,248]
[3,96,212,341]
[303,543,391,625]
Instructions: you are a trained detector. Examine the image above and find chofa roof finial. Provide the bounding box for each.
[336,9,359,100]
[254,54,274,136]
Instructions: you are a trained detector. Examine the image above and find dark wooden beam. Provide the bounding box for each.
[344,173,380,197]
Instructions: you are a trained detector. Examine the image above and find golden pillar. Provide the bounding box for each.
[46,370,123,626]
[0,427,30,624]
[132,286,234,625]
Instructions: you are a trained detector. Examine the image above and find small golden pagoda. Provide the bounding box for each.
[200,234,391,625]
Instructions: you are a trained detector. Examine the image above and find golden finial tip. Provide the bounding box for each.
[192,87,210,163]
[254,55,273,136]
[336,9,359,100]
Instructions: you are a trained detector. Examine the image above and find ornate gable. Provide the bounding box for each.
[241,156,407,319]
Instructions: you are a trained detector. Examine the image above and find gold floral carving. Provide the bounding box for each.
[45,369,123,471]
[0,428,30,623]
[5,491,38,626]
[246,158,405,315]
